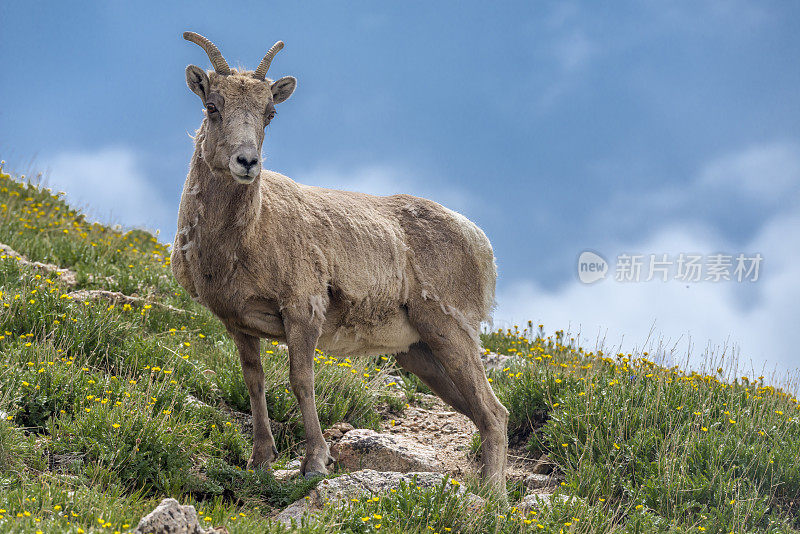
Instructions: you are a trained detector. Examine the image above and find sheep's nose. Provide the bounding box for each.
[236,154,258,170]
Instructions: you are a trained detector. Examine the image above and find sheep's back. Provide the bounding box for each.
[260,173,496,333]
[385,194,497,328]
[263,175,412,309]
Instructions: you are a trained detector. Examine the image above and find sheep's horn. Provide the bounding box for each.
[183,31,231,76]
[253,41,284,80]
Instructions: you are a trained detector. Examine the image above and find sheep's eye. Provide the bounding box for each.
[267,111,276,121]
[205,103,217,113]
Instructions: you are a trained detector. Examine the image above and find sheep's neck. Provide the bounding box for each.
[183,146,263,289]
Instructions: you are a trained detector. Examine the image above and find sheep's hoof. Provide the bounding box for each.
[301,452,334,478]
[247,444,278,470]
[246,456,271,470]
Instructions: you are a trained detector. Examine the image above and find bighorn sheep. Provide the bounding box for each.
[172,32,508,488]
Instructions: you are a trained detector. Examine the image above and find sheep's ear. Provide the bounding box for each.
[271,76,296,104]
[186,65,210,100]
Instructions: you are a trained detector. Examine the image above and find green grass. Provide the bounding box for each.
[482,325,800,533]
[1,166,799,532]
[0,167,390,532]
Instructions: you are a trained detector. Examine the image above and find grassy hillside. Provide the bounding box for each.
[0,165,798,533]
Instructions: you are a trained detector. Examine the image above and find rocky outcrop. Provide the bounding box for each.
[322,421,354,441]
[285,458,301,470]
[524,473,558,490]
[134,498,227,534]
[272,468,300,482]
[0,242,77,286]
[66,289,193,314]
[383,374,405,390]
[482,352,527,371]
[530,454,556,474]
[275,469,481,526]
[331,429,440,473]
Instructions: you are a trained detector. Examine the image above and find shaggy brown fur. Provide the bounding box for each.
[172,48,508,487]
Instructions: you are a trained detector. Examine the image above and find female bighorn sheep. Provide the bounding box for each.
[172,32,508,488]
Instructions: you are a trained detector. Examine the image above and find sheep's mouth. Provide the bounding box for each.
[233,174,256,185]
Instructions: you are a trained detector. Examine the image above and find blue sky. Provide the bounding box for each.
[1,2,799,382]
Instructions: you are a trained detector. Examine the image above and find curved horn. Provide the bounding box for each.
[253,41,284,80]
[183,31,231,76]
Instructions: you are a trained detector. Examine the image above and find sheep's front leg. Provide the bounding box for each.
[233,332,278,468]
[285,316,334,478]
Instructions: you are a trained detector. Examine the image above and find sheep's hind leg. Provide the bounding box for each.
[284,314,334,478]
[407,303,509,492]
[395,342,473,419]
[233,332,278,468]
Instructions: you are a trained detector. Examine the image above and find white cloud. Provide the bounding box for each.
[299,164,473,215]
[495,231,800,396]
[495,142,800,387]
[43,147,172,238]
[496,218,800,378]
[699,141,800,204]
[595,141,800,234]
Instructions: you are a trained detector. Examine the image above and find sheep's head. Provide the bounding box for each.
[184,31,296,184]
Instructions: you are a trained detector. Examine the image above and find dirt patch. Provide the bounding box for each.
[379,393,478,478]
[376,393,547,484]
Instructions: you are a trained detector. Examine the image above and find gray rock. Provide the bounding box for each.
[0,242,78,287]
[331,429,439,473]
[314,470,454,503]
[482,352,511,371]
[273,468,300,482]
[331,422,354,433]
[530,454,555,474]
[323,422,353,441]
[285,458,302,470]
[66,289,192,315]
[134,498,219,534]
[383,374,405,389]
[323,427,344,440]
[275,469,481,526]
[185,395,210,409]
[524,473,558,489]
[274,499,314,527]
[481,352,526,371]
